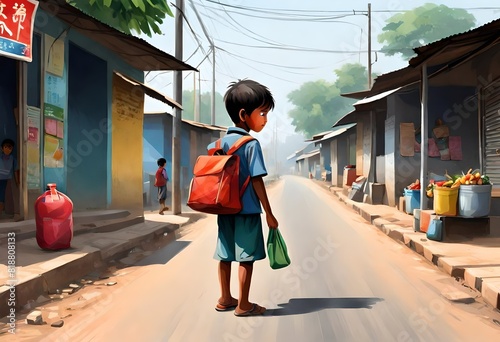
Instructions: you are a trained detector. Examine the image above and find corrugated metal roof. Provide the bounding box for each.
[410,18,500,67]
[39,0,196,72]
[342,18,500,100]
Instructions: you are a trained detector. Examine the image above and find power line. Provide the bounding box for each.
[204,1,500,14]
[214,38,379,54]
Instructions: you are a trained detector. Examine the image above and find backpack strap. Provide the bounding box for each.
[208,139,223,156]
[227,135,255,197]
[227,135,254,155]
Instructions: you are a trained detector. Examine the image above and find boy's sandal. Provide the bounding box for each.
[234,303,266,317]
[215,298,238,312]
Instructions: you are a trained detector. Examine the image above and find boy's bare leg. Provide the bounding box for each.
[218,261,235,305]
[236,262,254,312]
[159,199,165,214]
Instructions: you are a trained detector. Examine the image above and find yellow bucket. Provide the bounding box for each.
[433,187,458,216]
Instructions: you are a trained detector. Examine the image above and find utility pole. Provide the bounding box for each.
[172,0,183,214]
[194,72,199,122]
[368,3,372,89]
[189,0,216,125]
[211,47,216,125]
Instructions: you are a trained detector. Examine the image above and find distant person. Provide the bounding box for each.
[0,138,19,218]
[154,158,169,215]
[209,79,279,317]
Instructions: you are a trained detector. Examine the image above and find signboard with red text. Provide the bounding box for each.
[0,0,39,62]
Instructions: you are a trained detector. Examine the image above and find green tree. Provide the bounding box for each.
[287,63,373,137]
[69,0,173,37]
[182,90,232,127]
[378,3,476,59]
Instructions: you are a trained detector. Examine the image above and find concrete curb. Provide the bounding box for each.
[0,213,203,318]
[0,211,144,245]
[318,180,500,310]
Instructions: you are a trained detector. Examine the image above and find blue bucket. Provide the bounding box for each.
[458,184,492,217]
[404,189,421,214]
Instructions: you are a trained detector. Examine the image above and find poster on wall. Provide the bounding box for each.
[0,0,39,62]
[43,33,66,169]
[43,73,65,120]
[27,105,40,188]
[44,34,65,77]
[43,134,63,168]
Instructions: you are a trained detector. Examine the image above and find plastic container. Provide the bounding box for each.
[433,187,458,216]
[426,218,443,241]
[413,209,420,232]
[34,183,74,250]
[343,166,357,186]
[458,184,492,218]
[404,189,420,214]
[420,210,434,233]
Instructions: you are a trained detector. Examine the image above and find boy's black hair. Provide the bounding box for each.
[1,139,15,147]
[157,158,166,167]
[224,79,275,124]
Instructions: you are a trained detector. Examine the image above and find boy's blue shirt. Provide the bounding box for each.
[207,126,267,214]
[0,153,16,180]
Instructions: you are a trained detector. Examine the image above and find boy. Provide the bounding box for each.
[209,79,279,317]
[154,158,169,215]
[0,139,19,218]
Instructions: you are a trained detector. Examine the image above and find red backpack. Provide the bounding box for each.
[187,135,254,214]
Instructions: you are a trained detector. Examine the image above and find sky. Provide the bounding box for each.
[141,0,500,145]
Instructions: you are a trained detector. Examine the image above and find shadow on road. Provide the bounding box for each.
[269,297,384,316]
[135,241,191,266]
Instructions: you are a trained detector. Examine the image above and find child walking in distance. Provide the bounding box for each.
[155,158,169,215]
[209,79,279,317]
[0,139,19,218]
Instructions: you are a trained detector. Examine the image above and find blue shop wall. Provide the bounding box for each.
[143,114,224,204]
[34,8,144,211]
[67,43,107,210]
[143,114,172,181]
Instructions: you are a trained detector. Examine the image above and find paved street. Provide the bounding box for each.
[13,176,500,341]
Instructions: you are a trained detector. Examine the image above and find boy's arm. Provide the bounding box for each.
[251,176,278,229]
[14,159,19,185]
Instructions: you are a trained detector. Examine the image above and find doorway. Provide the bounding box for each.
[0,56,19,220]
[67,44,108,210]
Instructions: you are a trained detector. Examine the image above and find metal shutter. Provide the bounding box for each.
[484,79,500,186]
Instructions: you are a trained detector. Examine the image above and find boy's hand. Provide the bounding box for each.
[266,213,278,230]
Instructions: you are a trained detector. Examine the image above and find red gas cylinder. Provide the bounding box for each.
[34,183,74,250]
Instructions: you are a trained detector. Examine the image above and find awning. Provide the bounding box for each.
[115,72,182,110]
[353,87,401,107]
[332,109,356,127]
[182,119,227,132]
[318,123,356,142]
[333,88,403,127]
[305,130,335,142]
[296,149,320,162]
[39,0,196,72]
[144,112,227,132]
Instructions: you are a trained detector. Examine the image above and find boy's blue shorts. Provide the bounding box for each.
[214,214,266,262]
[157,185,167,202]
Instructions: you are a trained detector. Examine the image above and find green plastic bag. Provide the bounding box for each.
[267,229,291,269]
